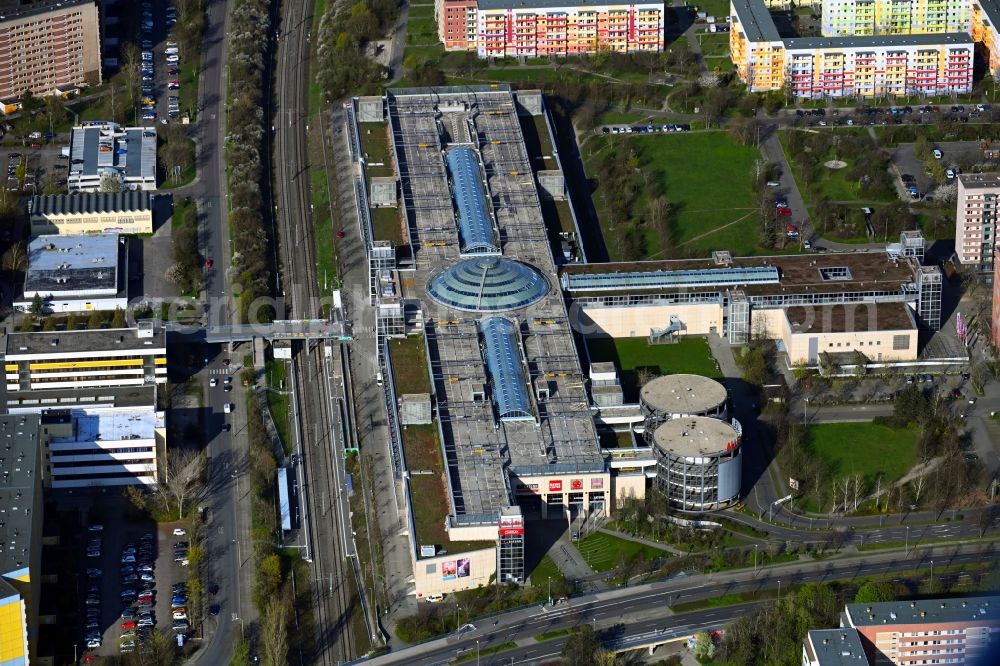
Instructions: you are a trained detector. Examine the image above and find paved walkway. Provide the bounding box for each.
[551,535,595,583]
[597,526,685,555]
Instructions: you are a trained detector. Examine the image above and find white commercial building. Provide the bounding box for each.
[15,233,126,314]
[27,406,164,488]
[67,122,157,192]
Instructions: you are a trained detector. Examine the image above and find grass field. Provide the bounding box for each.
[586,336,721,401]
[265,359,292,455]
[698,33,731,57]
[372,206,405,246]
[388,335,431,395]
[778,130,895,205]
[806,422,919,485]
[588,132,762,258]
[576,531,670,573]
[528,553,563,586]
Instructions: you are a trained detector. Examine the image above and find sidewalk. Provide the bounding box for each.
[598,527,685,555]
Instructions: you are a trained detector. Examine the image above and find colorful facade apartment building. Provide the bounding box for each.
[804,596,1000,665]
[972,0,1000,73]
[821,0,972,37]
[955,173,1000,272]
[0,0,101,100]
[435,0,665,56]
[730,0,974,96]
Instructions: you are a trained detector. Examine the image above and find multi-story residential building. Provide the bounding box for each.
[821,0,972,37]
[993,243,1000,351]
[436,0,665,57]
[803,596,1000,665]
[730,0,974,96]
[0,414,42,666]
[955,173,1000,272]
[2,323,167,392]
[971,0,1000,74]
[0,0,101,99]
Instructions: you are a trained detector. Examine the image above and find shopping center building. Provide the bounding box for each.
[347,86,945,598]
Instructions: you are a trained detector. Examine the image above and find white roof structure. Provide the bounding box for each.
[67,122,157,192]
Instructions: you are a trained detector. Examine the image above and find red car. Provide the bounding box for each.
[204,258,213,269]
[30,142,41,149]
[777,207,792,217]
[121,620,137,630]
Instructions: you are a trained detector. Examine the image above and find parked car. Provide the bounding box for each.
[932,148,943,159]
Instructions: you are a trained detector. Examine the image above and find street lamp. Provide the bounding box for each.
[778,580,782,602]
[548,576,552,606]
[803,398,809,425]
[754,544,758,573]
[477,640,481,666]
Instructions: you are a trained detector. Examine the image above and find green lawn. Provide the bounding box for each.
[359,121,391,167]
[594,110,652,126]
[778,130,895,205]
[586,337,721,401]
[388,335,431,395]
[588,132,762,258]
[528,553,563,587]
[694,0,732,17]
[408,4,436,19]
[408,16,438,36]
[265,359,292,456]
[576,531,670,573]
[698,34,731,57]
[372,206,404,246]
[806,422,919,485]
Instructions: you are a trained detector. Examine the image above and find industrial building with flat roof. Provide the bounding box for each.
[29,191,153,235]
[0,0,101,100]
[15,233,126,314]
[67,122,157,192]
[3,323,167,392]
[0,414,42,666]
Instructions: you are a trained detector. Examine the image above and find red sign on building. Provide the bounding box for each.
[549,480,562,492]
[571,479,583,491]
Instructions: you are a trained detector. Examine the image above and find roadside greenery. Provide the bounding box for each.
[167,196,202,295]
[315,0,400,99]
[226,0,275,322]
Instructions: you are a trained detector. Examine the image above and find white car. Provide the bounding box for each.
[210,378,217,387]
[172,611,188,621]
[172,528,186,536]
[933,148,943,159]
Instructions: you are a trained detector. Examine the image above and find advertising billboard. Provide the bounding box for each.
[499,514,524,537]
[571,479,583,491]
[548,480,562,492]
[442,559,471,580]
[591,478,604,490]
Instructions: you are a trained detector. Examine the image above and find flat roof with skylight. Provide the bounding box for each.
[387,86,604,524]
[23,233,120,298]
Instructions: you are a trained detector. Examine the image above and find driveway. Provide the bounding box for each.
[759,125,811,240]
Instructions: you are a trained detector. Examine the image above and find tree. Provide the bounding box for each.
[158,448,205,519]
[66,313,79,331]
[693,632,716,660]
[99,172,123,193]
[28,294,44,316]
[87,310,104,329]
[42,317,56,331]
[17,316,34,332]
[976,505,998,537]
[111,307,126,328]
[561,624,608,666]
[893,385,929,425]
[647,196,672,246]
[260,595,290,666]
[854,581,895,604]
[1,241,27,274]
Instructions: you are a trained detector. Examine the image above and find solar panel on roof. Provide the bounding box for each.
[479,317,533,422]
[446,147,498,254]
[564,266,780,292]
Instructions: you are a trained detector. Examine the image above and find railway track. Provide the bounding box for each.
[272,0,357,661]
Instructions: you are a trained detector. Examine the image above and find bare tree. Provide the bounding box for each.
[260,595,290,666]
[120,41,143,114]
[840,476,852,514]
[2,241,27,273]
[157,448,205,519]
[647,196,672,245]
[852,473,864,512]
[912,475,927,507]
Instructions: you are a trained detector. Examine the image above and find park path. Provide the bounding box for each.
[597,526,686,555]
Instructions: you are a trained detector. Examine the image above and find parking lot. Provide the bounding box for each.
[139,0,185,125]
[889,140,987,200]
[599,123,692,135]
[76,499,194,658]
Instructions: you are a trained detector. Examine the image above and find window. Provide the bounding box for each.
[892,335,910,350]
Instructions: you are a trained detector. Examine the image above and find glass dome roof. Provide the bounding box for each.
[426,257,549,313]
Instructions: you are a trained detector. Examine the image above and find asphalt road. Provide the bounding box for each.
[185,1,253,664]
[361,543,994,665]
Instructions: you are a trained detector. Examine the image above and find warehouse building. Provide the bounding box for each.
[15,233,126,314]
[0,414,42,666]
[435,0,666,57]
[67,122,157,192]
[2,323,167,392]
[29,191,153,236]
[0,0,101,99]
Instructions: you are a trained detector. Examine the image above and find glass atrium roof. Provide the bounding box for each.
[562,266,781,292]
[446,147,498,254]
[426,257,549,313]
[480,317,533,421]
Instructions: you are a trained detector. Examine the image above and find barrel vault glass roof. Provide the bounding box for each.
[480,317,533,421]
[446,147,498,254]
[563,266,781,292]
[427,257,549,312]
